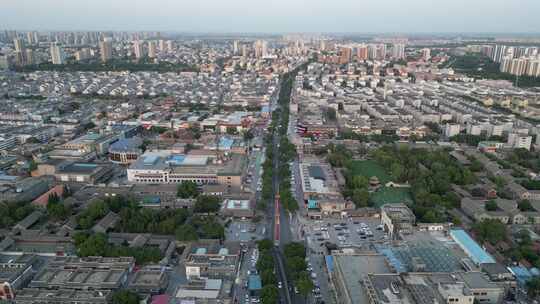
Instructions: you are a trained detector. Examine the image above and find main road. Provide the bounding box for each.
[266,84,295,304]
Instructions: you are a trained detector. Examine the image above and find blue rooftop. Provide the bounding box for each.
[167,154,186,165]
[325,255,334,273]
[510,266,535,286]
[450,229,495,265]
[219,137,234,150]
[143,155,159,165]
[308,199,318,209]
[248,275,262,290]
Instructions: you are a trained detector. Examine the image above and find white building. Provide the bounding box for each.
[507,133,532,150]
[50,42,65,65]
[445,123,461,138]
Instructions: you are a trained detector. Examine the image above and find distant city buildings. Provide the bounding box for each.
[148,40,157,58]
[99,38,113,62]
[49,42,65,65]
[133,40,145,59]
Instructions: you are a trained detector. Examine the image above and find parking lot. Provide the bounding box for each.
[304,217,387,252]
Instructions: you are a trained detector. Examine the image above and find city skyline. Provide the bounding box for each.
[2,0,540,33]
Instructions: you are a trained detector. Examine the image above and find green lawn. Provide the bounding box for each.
[370,187,413,208]
[349,160,412,207]
[349,160,391,183]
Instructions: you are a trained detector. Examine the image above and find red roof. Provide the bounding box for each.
[32,185,64,207]
[151,294,169,304]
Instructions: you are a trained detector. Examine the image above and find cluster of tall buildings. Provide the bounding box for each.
[481,44,539,63]
[500,56,540,77]
[232,40,270,58]
[13,38,35,66]
[320,43,406,64]
[0,30,164,46]
[49,42,65,65]
[480,44,540,77]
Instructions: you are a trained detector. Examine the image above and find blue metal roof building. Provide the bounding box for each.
[248,274,262,296]
[450,229,495,265]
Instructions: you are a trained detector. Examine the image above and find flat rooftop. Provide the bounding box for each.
[334,254,392,304]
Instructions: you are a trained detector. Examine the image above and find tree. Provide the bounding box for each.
[297,274,315,299]
[257,239,274,252]
[226,126,238,135]
[175,224,198,241]
[177,181,199,198]
[193,195,221,213]
[518,199,535,212]
[256,252,275,272]
[112,290,140,304]
[527,277,540,298]
[284,242,306,259]
[485,200,498,211]
[390,163,405,182]
[261,285,279,304]
[28,159,38,172]
[260,269,276,286]
[352,189,370,208]
[47,194,70,221]
[473,219,507,245]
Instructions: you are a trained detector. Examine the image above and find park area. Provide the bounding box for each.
[349,160,413,207]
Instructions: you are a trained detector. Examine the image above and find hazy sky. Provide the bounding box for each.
[2,0,539,33]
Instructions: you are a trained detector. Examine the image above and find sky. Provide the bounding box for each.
[1,0,540,33]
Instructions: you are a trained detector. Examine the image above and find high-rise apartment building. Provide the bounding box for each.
[356,44,368,61]
[338,46,352,64]
[99,38,113,62]
[25,49,35,65]
[233,40,239,55]
[148,41,157,58]
[392,43,405,60]
[166,40,174,52]
[421,48,431,61]
[368,44,378,60]
[75,48,92,62]
[50,42,66,65]
[158,39,166,52]
[13,38,28,66]
[133,40,145,59]
[492,45,507,63]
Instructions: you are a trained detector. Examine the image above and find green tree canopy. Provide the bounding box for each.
[177,181,199,198]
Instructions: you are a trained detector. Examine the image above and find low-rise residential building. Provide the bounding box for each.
[0,254,38,300]
[185,241,241,280]
[380,203,416,239]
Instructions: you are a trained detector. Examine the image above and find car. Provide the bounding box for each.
[353,221,360,225]
[376,225,384,230]
[307,267,313,272]
[317,238,325,242]
[294,287,299,294]
[311,273,317,279]
[245,294,249,301]
[278,281,283,289]
[340,223,347,226]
